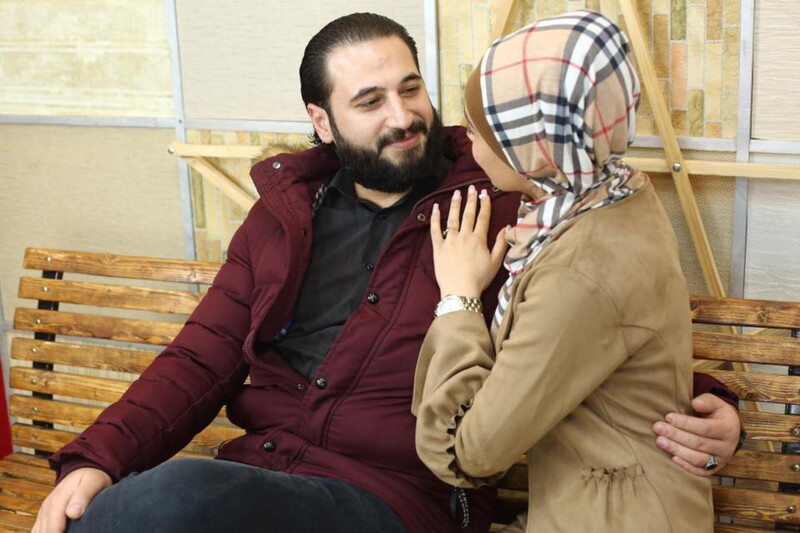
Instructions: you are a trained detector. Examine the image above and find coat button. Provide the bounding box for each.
[366,292,380,304]
[262,440,276,452]
[365,263,374,272]
[272,161,281,169]
[416,213,427,222]
[315,377,327,389]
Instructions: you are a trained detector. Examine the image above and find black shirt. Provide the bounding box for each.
[271,162,449,379]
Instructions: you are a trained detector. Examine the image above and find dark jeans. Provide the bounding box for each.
[67,458,406,533]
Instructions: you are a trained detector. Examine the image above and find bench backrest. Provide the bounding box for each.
[10,248,239,460]
[11,248,800,532]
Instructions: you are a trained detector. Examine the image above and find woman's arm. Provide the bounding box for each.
[414,265,627,487]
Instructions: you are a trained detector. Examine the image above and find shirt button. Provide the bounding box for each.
[297,383,305,390]
[262,440,276,452]
[272,161,281,169]
[366,292,380,304]
[365,263,375,272]
[491,186,500,193]
[416,213,427,222]
[315,377,327,389]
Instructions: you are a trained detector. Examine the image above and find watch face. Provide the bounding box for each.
[436,295,465,316]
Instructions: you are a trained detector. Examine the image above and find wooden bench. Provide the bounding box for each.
[0,248,241,531]
[1,248,800,532]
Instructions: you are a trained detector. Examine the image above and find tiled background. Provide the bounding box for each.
[437,0,741,137]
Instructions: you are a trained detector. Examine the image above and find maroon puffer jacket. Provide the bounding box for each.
[51,127,516,532]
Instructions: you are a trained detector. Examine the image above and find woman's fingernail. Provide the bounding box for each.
[479,189,488,200]
[453,189,461,200]
[432,203,439,213]
[468,184,476,195]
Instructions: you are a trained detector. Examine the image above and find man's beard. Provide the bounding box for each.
[330,109,444,194]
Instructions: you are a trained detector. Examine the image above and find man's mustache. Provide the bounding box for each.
[377,120,429,151]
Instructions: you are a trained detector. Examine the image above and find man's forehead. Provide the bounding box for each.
[326,37,421,96]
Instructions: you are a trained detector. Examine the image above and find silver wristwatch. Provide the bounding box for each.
[434,295,483,318]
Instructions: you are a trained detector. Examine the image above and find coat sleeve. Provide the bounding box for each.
[49,223,255,482]
[693,372,739,410]
[413,265,627,488]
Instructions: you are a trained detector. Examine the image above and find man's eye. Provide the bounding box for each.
[403,85,421,96]
[360,98,380,108]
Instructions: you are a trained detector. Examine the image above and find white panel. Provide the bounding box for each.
[751,1,800,141]
[744,153,800,301]
[176,1,428,122]
[0,0,173,117]
[0,125,185,322]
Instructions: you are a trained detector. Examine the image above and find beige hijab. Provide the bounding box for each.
[464,10,646,332]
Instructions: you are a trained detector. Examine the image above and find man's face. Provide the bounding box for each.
[308,37,443,193]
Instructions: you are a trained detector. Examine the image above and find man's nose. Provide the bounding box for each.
[385,95,414,131]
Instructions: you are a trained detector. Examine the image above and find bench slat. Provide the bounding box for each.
[0,510,37,531]
[2,453,50,469]
[706,369,800,403]
[0,492,42,517]
[717,450,800,484]
[740,411,800,442]
[11,424,74,454]
[11,337,158,374]
[694,331,800,366]
[10,369,230,419]
[10,394,104,428]
[9,395,243,453]
[11,424,218,460]
[11,367,130,403]
[19,277,204,315]
[0,476,52,501]
[14,308,181,346]
[714,524,785,533]
[713,485,800,524]
[23,248,220,285]
[691,295,800,329]
[0,456,55,485]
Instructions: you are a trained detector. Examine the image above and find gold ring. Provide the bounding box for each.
[443,227,458,237]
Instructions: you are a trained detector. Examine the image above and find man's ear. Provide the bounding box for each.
[307,104,334,144]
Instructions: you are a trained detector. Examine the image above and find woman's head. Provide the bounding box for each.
[465,11,639,197]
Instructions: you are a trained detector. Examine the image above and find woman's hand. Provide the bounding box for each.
[430,185,509,298]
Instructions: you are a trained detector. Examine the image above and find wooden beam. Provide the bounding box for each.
[184,157,256,211]
[168,141,262,160]
[490,0,521,43]
[627,158,800,180]
[618,0,725,300]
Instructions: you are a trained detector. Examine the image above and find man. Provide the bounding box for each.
[34,12,741,533]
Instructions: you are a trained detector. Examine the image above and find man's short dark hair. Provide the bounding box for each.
[300,12,421,145]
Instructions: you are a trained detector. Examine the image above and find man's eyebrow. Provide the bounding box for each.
[349,73,424,104]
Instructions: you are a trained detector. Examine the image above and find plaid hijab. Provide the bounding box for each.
[465,11,645,333]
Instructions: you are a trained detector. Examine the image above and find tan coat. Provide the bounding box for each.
[413,180,713,532]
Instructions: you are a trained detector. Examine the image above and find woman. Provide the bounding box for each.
[412,11,713,532]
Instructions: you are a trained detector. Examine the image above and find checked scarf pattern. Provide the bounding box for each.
[483,11,647,333]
